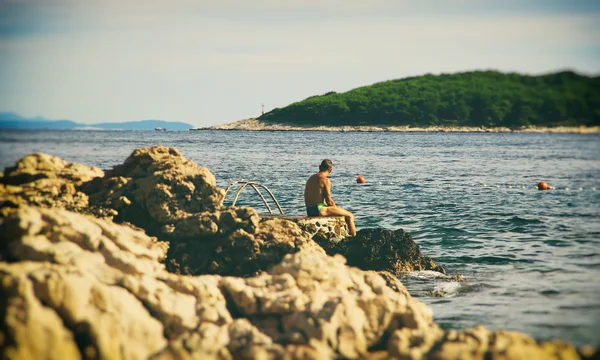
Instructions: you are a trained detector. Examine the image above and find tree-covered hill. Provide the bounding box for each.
[259,71,600,128]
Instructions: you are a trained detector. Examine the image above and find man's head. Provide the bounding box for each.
[319,159,333,172]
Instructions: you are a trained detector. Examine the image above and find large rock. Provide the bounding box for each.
[84,146,224,232]
[327,228,446,275]
[0,153,104,215]
[0,206,593,360]
[166,215,325,277]
[1,153,103,186]
[0,206,170,359]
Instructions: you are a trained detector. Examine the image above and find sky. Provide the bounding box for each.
[0,0,599,127]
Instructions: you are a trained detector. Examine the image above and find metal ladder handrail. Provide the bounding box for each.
[223,180,285,215]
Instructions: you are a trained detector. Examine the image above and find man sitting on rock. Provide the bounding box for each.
[304,159,356,236]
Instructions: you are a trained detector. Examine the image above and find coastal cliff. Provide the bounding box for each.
[0,147,596,359]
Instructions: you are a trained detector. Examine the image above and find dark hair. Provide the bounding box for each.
[319,159,333,172]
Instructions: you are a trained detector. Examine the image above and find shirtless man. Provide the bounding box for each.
[304,159,356,236]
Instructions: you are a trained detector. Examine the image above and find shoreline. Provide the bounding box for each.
[192,118,600,133]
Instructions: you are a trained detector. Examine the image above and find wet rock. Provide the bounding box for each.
[0,154,103,214]
[327,228,446,275]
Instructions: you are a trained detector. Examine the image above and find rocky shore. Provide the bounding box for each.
[0,146,596,359]
[194,118,600,134]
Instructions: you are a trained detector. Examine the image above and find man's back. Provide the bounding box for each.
[304,159,356,235]
[304,173,327,207]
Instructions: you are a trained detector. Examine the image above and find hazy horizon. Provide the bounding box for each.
[1,0,599,127]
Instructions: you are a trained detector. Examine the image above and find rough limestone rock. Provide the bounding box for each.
[167,216,325,277]
[0,153,104,214]
[1,153,103,186]
[0,206,594,359]
[0,206,169,360]
[420,326,582,360]
[327,228,446,275]
[220,251,443,359]
[84,146,224,232]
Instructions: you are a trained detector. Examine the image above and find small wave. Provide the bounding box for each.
[529,268,561,274]
[509,216,543,225]
[543,239,571,247]
[539,289,561,296]
[558,304,600,310]
[523,310,550,315]
[402,183,422,189]
[431,299,452,304]
[431,226,472,236]
[440,255,534,265]
[432,282,462,297]
[402,270,453,280]
[574,262,600,269]
[565,252,599,259]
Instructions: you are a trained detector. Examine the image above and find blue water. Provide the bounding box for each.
[1,129,599,346]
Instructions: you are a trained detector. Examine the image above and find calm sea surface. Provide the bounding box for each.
[1,129,599,346]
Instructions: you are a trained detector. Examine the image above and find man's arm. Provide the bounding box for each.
[323,178,336,207]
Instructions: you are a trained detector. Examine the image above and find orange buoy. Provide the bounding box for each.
[537,181,550,190]
[356,175,366,184]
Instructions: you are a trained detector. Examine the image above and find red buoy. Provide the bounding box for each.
[537,181,550,190]
[356,176,366,184]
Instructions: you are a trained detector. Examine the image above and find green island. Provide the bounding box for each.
[259,71,600,129]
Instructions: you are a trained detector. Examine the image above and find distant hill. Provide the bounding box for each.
[259,71,600,128]
[0,112,194,130]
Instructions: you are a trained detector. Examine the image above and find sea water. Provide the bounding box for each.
[1,129,599,346]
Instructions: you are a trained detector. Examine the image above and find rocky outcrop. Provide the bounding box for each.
[0,148,328,277]
[1,206,593,360]
[286,218,444,275]
[78,146,327,277]
[84,146,224,233]
[0,153,103,186]
[166,216,325,277]
[1,148,449,278]
[0,153,104,215]
[326,228,446,275]
[0,206,170,359]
